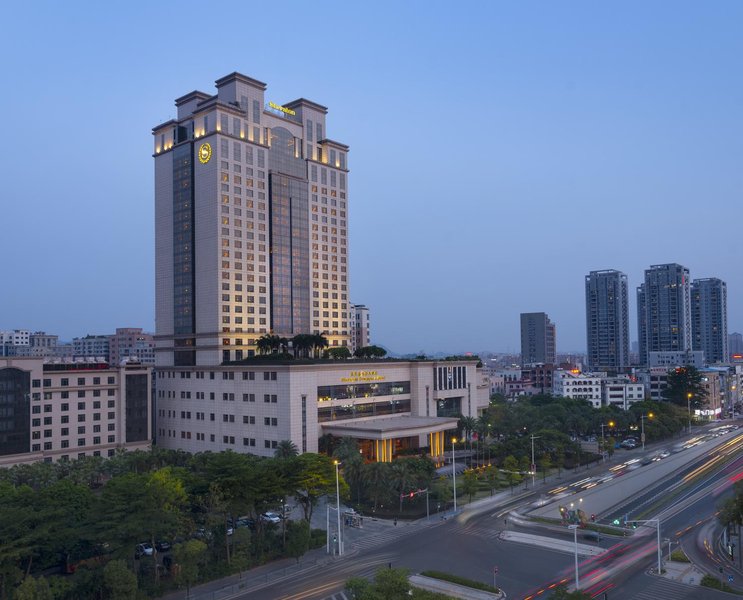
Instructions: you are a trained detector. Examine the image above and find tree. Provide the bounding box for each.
[256,334,273,355]
[103,560,138,600]
[326,346,352,359]
[172,540,207,597]
[274,440,299,459]
[519,456,531,488]
[353,345,387,359]
[285,520,311,563]
[13,576,52,600]
[539,452,552,482]
[363,462,392,511]
[311,334,329,358]
[555,447,566,478]
[503,456,521,494]
[484,465,498,496]
[459,416,476,453]
[662,366,708,409]
[391,460,414,513]
[334,439,365,504]
[293,454,339,522]
[462,469,479,503]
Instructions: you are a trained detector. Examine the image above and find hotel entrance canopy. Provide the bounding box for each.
[321,415,458,462]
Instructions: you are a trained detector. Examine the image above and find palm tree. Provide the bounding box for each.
[460,416,477,454]
[256,334,273,355]
[291,334,313,358]
[311,334,329,358]
[274,440,299,459]
[391,460,414,513]
[363,462,391,511]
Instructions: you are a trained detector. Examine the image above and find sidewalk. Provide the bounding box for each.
[661,560,705,586]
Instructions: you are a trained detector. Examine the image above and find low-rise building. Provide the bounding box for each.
[552,370,603,408]
[109,328,155,366]
[154,359,488,461]
[73,335,110,360]
[601,376,646,410]
[0,357,152,467]
[648,351,705,368]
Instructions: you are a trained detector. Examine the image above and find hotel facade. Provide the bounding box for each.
[153,73,488,460]
[0,357,151,467]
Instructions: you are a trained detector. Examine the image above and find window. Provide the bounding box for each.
[243,393,255,402]
[61,378,69,386]
[242,415,255,424]
[77,377,85,386]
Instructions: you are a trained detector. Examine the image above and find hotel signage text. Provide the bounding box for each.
[341,370,386,383]
[268,101,296,116]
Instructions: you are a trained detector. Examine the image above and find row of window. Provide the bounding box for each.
[32,389,115,401]
[33,423,115,437]
[31,436,116,452]
[32,412,116,426]
[32,400,114,412]
[158,428,278,450]
[32,376,116,387]
[159,370,277,380]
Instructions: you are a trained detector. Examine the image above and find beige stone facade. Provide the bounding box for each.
[0,358,152,467]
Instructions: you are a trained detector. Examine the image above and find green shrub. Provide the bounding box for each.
[420,570,499,593]
[670,549,690,562]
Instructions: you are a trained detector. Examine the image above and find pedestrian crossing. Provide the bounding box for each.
[350,525,421,552]
[629,576,704,599]
[321,592,348,600]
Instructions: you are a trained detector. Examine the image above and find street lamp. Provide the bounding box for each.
[600,421,615,462]
[568,524,579,590]
[451,437,458,512]
[530,434,541,488]
[640,413,653,451]
[333,460,343,556]
[687,393,693,433]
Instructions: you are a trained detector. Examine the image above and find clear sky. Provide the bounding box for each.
[2,1,742,354]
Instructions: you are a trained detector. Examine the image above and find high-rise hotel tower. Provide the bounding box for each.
[153,73,350,366]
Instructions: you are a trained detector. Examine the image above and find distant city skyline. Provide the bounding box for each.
[2,2,743,354]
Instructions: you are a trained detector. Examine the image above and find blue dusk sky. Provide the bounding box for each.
[2,1,742,354]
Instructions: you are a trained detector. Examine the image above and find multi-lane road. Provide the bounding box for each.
[207,425,743,600]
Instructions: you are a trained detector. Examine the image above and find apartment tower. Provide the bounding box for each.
[585,269,630,371]
[637,263,691,366]
[153,73,350,366]
[520,312,556,366]
[691,278,728,364]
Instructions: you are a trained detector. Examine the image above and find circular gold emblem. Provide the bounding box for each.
[198,142,212,164]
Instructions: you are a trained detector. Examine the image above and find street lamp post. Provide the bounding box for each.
[599,421,615,462]
[452,437,458,512]
[334,460,343,556]
[530,435,541,488]
[687,393,693,433]
[640,413,653,451]
[568,524,579,590]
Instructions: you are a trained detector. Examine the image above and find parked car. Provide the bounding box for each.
[155,541,172,553]
[620,439,637,449]
[135,543,153,559]
[260,512,281,524]
[235,517,256,530]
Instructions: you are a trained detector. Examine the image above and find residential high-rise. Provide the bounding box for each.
[520,313,556,366]
[153,72,350,367]
[691,278,728,364]
[729,333,743,358]
[350,304,370,353]
[637,263,691,366]
[585,270,630,371]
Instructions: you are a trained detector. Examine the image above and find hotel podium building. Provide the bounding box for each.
[153,73,488,459]
[0,357,151,467]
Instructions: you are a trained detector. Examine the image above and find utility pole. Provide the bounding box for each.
[530,434,541,487]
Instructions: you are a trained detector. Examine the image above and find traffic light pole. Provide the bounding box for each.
[627,518,662,575]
